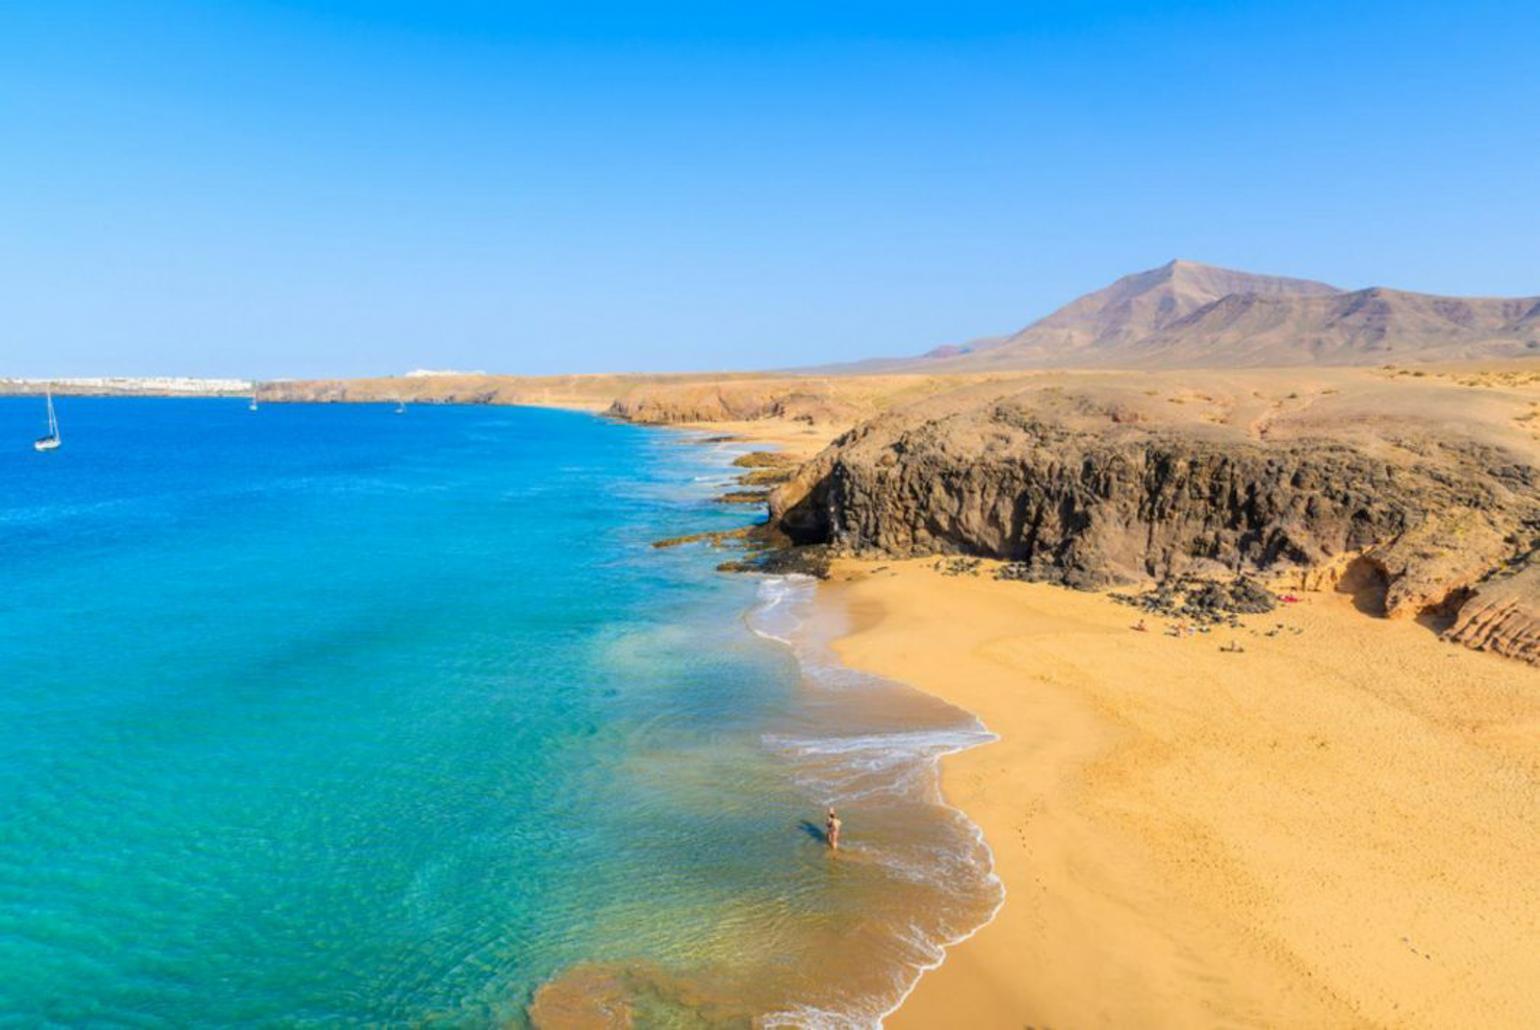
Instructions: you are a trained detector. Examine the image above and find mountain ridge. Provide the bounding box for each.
[879,260,1540,371]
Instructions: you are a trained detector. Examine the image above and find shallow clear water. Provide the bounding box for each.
[0,397,997,1026]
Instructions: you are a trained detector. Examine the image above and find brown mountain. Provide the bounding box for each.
[895,259,1540,370]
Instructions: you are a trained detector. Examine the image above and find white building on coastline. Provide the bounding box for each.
[0,376,254,394]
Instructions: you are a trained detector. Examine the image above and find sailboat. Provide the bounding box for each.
[249,390,259,412]
[395,397,406,415]
[34,391,61,452]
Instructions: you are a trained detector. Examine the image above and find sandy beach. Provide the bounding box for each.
[677,417,843,459]
[821,559,1540,1029]
[658,397,1540,1028]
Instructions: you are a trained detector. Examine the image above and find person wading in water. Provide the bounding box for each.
[825,806,842,851]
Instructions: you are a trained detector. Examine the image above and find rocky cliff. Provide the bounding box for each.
[601,374,981,428]
[770,384,1540,655]
[1442,564,1540,665]
[604,378,868,426]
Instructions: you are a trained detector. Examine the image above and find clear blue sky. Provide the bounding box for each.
[2,1,1537,379]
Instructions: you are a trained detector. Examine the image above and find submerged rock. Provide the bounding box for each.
[652,527,752,550]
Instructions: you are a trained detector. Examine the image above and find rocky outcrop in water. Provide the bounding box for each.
[770,393,1540,623]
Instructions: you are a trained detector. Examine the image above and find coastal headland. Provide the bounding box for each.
[634,362,1540,1027]
[246,357,1540,1027]
[13,0,1540,1009]
[21,261,1540,1026]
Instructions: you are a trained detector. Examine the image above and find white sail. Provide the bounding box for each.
[34,391,61,451]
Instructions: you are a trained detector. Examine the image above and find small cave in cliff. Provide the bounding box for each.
[1336,556,1390,617]
[1416,585,1475,634]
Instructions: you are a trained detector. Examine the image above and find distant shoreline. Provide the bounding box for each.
[0,380,253,398]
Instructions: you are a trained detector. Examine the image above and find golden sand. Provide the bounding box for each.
[676,418,841,461]
[822,559,1540,1029]
[620,406,1540,1026]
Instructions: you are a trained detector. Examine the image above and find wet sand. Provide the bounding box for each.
[529,574,1001,1028]
[826,559,1540,1029]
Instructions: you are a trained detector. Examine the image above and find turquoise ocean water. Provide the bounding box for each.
[0,398,997,1026]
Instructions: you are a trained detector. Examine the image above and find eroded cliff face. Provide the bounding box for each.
[1442,565,1540,665]
[771,394,1540,649]
[605,379,865,426]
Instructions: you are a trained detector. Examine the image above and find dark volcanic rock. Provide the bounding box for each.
[652,527,752,550]
[1107,575,1277,626]
[935,557,983,577]
[717,545,832,579]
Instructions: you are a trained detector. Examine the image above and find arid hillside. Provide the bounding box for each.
[868,260,1540,371]
[259,370,1020,431]
[762,365,1540,665]
[87,357,1540,668]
